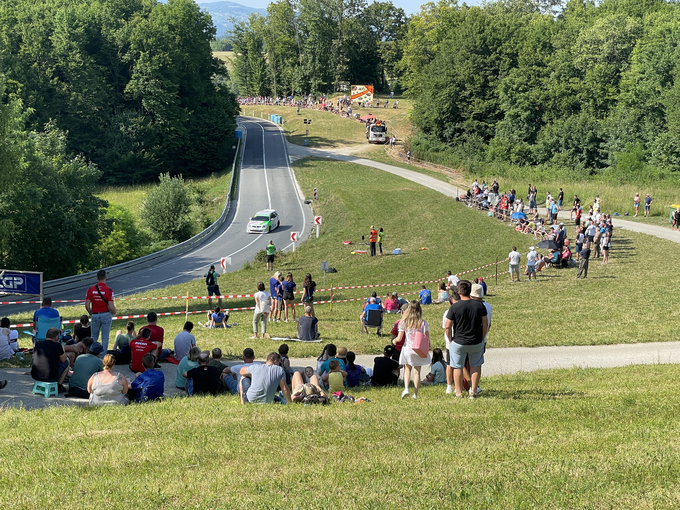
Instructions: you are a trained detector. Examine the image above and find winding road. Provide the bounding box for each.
[0,118,312,315]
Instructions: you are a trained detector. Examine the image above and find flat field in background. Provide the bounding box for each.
[212,50,234,70]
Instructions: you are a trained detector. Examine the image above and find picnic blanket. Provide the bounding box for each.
[269,337,321,343]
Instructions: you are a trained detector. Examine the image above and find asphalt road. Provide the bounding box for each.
[0,118,312,315]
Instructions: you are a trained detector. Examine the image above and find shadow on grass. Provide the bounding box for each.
[481,388,585,400]
[288,134,361,148]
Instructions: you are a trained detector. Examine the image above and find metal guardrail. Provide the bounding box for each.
[38,134,243,296]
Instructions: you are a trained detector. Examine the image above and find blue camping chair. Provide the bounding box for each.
[361,308,383,336]
[23,316,63,343]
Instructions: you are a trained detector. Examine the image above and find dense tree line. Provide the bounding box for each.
[404,0,680,177]
[0,0,240,279]
[230,0,407,96]
[0,0,239,185]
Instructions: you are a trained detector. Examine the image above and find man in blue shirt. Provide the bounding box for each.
[129,354,165,402]
[361,298,383,334]
[419,286,432,305]
[33,297,60,335]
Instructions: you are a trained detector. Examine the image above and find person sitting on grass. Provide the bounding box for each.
[317,344,346,377]
[239,352,292,404]
[322,359,347,393]
[173,321,196,361]
[31,327,69,393]
[344,351,367,388]
[419,285,432,305]
[206,307,229,329]
[64,336,94,368]
[128,353,165,402]
[209,348,228,373]
[223,348,260,395]
[67,341,104,399]
[175,346,201,391]
[384,293,399,313]
[73,315,91,343]
[87,354,128,406]
[297,306,320,341]
[423,348,447,386]
[110,321,135,364]
[185,351,220,396]
[360,297,383,334]
[130,328,161,373]
[371,345,399,387]
[435,282,449,303]
[304,366,315,383]
[278,344,293,387]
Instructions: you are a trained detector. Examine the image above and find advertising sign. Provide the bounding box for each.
[0,270,43,296]
[351,85,374,104]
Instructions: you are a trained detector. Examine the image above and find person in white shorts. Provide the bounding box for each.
[507,246,521,282]
[526,246,537,282]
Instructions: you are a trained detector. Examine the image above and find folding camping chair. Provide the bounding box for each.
[361,308,383,336]
[23,316,63,344]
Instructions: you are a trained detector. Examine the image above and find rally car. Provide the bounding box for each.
[246,209,280,233]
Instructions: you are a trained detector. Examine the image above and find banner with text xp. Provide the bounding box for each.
[351,85,374,104]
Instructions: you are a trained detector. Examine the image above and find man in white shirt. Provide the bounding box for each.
[446,271,459,291]
[526,246,538,281]
[585,221,597,244]
[506,247,521,282]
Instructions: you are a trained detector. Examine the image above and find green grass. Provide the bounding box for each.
[98,170,232,231]
[2,364,680,508]
[212,50,234,70]
[8,157,680,360]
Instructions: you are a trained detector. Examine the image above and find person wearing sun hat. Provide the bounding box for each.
[68,341,104,398]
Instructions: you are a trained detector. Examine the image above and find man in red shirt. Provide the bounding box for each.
[85,270,116,359]
[140,312,170,360]
[129,329,160,373]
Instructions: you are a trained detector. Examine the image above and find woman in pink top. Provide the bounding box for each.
[384,293,399,313]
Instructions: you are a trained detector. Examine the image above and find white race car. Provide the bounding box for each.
[246,209,280,233]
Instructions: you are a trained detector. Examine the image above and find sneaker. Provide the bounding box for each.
[469,387,482,399]
[411,393,418,399]
[401,388,409,399]
[446,385,453,394]
[57,384,67,394]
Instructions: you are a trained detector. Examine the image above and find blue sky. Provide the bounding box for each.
[203,0,484,16]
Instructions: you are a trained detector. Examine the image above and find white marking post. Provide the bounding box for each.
[313,188,317,201]
[290,232,298,252]
[220,257,231,273]
[314,216,322,238]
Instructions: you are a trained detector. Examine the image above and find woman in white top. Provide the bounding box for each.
[87,354,128,406]
[0,318,15,361]
[394,301,431,399]
[252,282,271,339]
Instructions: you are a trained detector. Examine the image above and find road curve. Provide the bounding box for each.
[0,117,312,315]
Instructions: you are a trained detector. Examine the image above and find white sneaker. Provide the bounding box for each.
[469,387,482,399]
[401,389,409,399]
[446,385,453,394]
[411,393,418,399]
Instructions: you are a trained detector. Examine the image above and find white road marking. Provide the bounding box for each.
[259,123,272,209]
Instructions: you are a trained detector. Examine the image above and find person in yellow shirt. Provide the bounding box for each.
[322,359,347,393]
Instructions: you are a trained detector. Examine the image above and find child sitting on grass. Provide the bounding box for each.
[322,359,347,393]
[424,348,447,385]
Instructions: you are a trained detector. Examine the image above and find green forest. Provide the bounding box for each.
[233,0,680,181]
[0,0,239,279]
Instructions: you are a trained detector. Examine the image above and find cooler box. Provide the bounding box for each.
[393,248,402,255]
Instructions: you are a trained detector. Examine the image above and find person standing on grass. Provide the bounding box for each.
[282,272,297,322]
[571,195,581,220]
[269,271,282,322]
[644,193,653,217]
[301,273,316,317]
[85,269,115,358]
[265,240,276,271]
[252,282,270,339]
[507,247,521,283]
[369,225,378,257]
[394,301,430,400]
[576,243,591,279]
[526,246,537,282]
[378,227,385,255]
[634,193,641,217]
[557,188,564,211]
[444,291,460,395]
[204,265,221,310]
[601,231,610,264]
[673,208,680,231]
[445,280,488,399]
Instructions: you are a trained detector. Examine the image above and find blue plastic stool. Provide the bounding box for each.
[32,381,58,398]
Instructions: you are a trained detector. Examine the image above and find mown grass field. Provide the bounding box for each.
[5,157,680,366]
[212,50,234,70]
[98,170,232,231]
[2,364,680,508]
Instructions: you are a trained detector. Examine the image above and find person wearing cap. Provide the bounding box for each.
[371,345,399,386]
[369,225,378,256]
[67,340,104,398]
[526,246,538,281]
[204,265,221,309]
[361,297,383,334]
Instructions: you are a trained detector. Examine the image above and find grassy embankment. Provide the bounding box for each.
[212,50,234,70]
[2,364,680,508]
[5,157,680,366]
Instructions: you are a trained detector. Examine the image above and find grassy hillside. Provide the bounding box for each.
[6,157,680,364]
[212,50,234,71]
[2,364,680,508]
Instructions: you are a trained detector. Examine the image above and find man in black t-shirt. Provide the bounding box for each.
[673,208,680,231]
[185,352,220,396]
[297,307,319,341]
[444,281,488,398]
[576,243,591,279]
[31,327,69,393]
[372,345,399,387]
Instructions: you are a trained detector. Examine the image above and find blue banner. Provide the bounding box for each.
[0,270,42,295]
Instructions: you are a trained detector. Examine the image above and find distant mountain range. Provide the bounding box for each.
[198,1,267,38]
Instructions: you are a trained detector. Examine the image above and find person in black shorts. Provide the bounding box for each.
[673,208,680,231]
